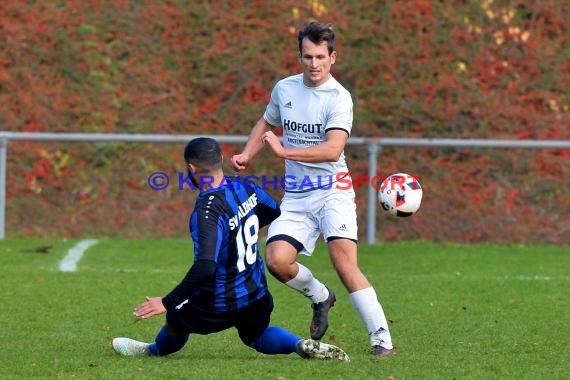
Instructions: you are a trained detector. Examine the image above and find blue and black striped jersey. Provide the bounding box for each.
[164,179,280,313]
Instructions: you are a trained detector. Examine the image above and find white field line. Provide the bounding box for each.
[58,239,99,272]
[497,275,570,281]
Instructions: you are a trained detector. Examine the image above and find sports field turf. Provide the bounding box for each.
[1,238,568,379]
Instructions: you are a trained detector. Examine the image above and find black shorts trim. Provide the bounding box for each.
[266,234,304,253]
[326,236,358,244]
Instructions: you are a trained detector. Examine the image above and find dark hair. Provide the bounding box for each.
[184,137,222,172]
[297,21,335,55]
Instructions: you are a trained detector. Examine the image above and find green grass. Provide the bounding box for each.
[0,239,568,379]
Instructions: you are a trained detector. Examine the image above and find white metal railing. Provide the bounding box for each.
[1,131,569,242]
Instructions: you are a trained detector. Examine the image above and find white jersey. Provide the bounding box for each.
[263,73,353,191]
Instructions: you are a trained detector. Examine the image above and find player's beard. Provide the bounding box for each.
[187,169,200,190]
[190,176,199,189]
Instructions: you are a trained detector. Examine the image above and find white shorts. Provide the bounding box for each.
[267,187,358,255]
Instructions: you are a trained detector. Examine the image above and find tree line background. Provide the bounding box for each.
[1,0,569,243]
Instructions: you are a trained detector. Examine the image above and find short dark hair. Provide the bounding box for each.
[184,137,222,172]
[297,21,335,55]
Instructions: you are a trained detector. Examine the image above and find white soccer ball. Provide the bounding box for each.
[378,173,422,217]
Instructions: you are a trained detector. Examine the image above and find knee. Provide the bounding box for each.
[264,245,296,281]
[264,249,283,275]
[331,260,370,290]
[331,257,359,277]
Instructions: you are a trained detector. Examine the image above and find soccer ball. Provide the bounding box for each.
[378,173,422,217]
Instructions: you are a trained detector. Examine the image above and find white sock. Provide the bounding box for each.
[285,263,329,303]
[349,287,393,349]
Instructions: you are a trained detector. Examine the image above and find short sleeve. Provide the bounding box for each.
[263,83,282,127]
[325,90,353,136]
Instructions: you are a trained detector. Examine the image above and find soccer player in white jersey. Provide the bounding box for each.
[231,21,394,356]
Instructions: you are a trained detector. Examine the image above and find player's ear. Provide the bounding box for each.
[330,50,337,65]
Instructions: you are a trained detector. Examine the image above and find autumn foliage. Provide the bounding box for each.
[1,1,569,243]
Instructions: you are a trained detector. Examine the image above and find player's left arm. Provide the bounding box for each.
[133,296,167,319]
[263,129,348,163]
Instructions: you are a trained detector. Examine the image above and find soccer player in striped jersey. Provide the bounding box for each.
[231,21,394,356]
[112,137,349,361]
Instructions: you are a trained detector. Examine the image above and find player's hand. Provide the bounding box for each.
[262,131,285,158]
[133,296,166,319]
[230,153,249,172]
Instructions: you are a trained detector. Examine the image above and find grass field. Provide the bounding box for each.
[0,238,568,379]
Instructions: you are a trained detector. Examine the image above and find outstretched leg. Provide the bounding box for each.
[148,324,189,356]
[249,326,349,361]
[112,324,189,357]
[328,238,394,355]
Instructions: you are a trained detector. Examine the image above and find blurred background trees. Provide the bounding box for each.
[1,0,569,242]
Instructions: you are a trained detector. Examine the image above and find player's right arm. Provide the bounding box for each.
[230,117,276,172]
[232,80,283,171]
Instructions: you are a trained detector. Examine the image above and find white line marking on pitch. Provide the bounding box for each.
[58,239,99,272]
[497,275,570,281]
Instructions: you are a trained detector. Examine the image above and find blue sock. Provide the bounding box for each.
[148,324,189,356]
[252,326,302,355]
